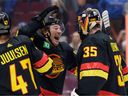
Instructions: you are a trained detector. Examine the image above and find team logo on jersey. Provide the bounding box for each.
[45,54,64,78]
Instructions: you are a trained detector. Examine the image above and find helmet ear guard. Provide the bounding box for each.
[0,12,11,35]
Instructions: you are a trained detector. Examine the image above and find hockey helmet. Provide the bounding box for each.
[0,12,11,35]
[42,6,65,33]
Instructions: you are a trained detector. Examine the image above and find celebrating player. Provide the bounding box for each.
[71,8,128,95]
[17,6,77,95]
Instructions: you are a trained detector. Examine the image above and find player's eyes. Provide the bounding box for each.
[54,27,58,30]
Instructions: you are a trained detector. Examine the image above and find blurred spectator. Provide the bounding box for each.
[75,0,99,31]
[98,0,127,39]
[122,39,126,54]
[98,0,126,19]
[0,0,4,11]
[3,0,17,16]
[117,30,126,53]
[59,35,68,43]
[63,0,78,12]
[70,31,81,54]
[76,0,99,15]
[51,0,66,10]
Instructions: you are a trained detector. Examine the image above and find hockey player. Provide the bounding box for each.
[71,8,128,95]
[17,6,77,95]
[0,12,53,95]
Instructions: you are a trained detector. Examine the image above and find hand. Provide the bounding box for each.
[45,54,64,79]
[32,5,59,27]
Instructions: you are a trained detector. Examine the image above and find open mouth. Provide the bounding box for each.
[54,36,59,40]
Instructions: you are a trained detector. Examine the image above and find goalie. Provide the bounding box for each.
[71,8,128,95]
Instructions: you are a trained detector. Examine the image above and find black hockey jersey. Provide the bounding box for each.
[33,33,77,95]
[18,23,77,95]
[0,35,51,95]
[76,31,128,95]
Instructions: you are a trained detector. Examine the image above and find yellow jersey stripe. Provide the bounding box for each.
[124,74,128,82]
[80,70,108,80]
[35,57,53,73]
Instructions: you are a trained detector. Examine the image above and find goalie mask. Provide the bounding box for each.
[77,8,102,38]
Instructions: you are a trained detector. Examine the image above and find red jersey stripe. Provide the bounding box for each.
[80,62,109,72]
[97,90,120,96]
[34,52,48,68]
[122,67,128,75]
[40,87,60,96]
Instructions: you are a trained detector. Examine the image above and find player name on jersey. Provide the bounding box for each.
[0,45,28,65]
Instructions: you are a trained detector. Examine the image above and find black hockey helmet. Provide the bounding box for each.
[0,12,11,35]
[42,6,65,33]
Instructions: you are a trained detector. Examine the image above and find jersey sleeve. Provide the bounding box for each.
[122,58,128,88]
[29,39,53,74]
[19,35,53,74]
[60,42,77,76]
[78,37,110,95]
[17,20,42,37]
[66,44,77,76]
[17,20,49,51]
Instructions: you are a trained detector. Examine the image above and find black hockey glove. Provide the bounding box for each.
[32,5,59,28]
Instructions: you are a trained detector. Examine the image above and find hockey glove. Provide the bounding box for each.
[32,5,59,27]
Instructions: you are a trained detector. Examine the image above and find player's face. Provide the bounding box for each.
[49,24,63,46]
[72,32,81,44]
